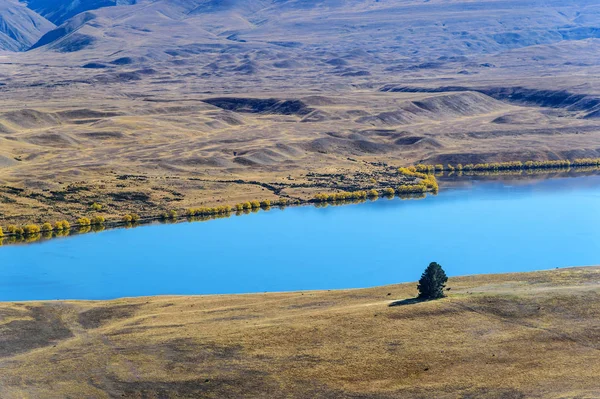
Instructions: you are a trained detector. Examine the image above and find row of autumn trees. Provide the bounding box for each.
[3,157,592,238]
[313,166,439,202]
[414,158,600,174]
[0,213,141,238]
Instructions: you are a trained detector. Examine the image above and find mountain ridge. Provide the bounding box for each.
[0,0,54,51]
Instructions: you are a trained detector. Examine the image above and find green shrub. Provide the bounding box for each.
[250,200,261,209]
[41,222,53,232]
[90,202,103,211]
[260,200,271,208]
[367,189,379,198]
[122,214,133,223]
[0,226,3,238]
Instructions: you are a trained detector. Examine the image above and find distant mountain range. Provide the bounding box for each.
[2,0,600,57]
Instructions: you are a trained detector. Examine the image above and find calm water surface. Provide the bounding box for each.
[1,175,600,301]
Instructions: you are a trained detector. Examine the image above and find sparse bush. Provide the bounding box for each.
[55,220,71,231]
[122,214,133,223]
[313,191,368,203]
[90,202,103,211]
[417,262,448,300]
[276,198,289,207]
[383,187,395,197]
[90,216,105,225]
[130,214,140,222]
[7,225,24,236]
[260,200,271,208]
[0,226,3,238]
[161,210,178,220]
[367,189,379,198]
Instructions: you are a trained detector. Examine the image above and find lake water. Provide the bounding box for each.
[1,174,600,301]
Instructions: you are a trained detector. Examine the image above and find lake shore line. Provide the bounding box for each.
[0,266,598,398]
[2,162,600,247]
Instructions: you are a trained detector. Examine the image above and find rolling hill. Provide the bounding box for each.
[2,0,600,223]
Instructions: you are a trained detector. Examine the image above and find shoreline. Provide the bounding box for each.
[2,160,600,246]
[1,266,598,398]
[1,265,595,304]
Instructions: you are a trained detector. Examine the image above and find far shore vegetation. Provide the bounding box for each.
[1,157,600,246]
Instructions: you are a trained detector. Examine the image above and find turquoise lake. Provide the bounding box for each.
[1,174,600,301]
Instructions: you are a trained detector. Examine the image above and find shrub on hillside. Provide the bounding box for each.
[90,216,105,225]
[77,217,91,227]
[23,224,41,235]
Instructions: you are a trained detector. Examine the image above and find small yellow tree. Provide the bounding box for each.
[23,224,41,235]
[41,222,53,232]
[90,216,105,225]
[77,217,91,226]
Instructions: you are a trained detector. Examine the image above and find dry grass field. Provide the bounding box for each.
[0,267,598,398]
[2,0,600,224]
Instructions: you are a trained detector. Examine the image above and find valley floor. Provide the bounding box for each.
[0,267,598,398]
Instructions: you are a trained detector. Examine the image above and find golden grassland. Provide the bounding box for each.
[0,166,436,244]
[2,85,600,228]
[0,267,598,398]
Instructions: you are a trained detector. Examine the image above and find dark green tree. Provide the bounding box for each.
[417,262,448,300]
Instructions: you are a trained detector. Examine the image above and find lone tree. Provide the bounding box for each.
[417,262,448,300]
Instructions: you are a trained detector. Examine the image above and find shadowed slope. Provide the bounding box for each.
[0,0,54,51]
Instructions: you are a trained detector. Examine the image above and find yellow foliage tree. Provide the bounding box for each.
[77,217,91,226]
[90,216,105,225]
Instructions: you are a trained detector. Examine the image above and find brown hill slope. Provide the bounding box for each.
[0,267,598,398]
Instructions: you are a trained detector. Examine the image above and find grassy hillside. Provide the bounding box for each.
[0,267,598,398]
[2,1,600,223]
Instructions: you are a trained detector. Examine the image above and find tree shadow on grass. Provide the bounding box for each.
[388,297,430,307]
